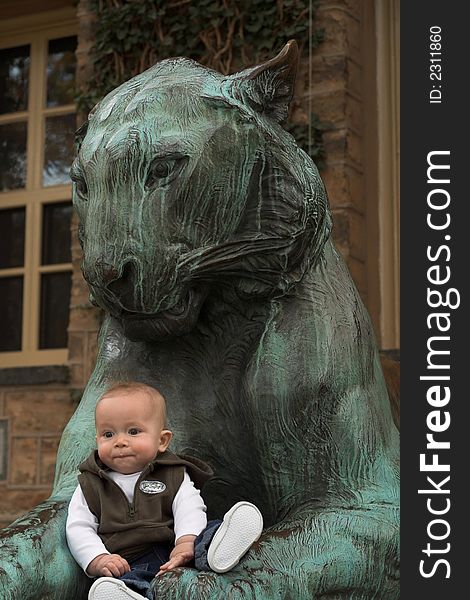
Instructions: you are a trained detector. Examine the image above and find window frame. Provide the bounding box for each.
[0,8,77,367]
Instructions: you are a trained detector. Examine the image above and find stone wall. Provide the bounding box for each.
[68,211,102,394]
[308,0,369,303]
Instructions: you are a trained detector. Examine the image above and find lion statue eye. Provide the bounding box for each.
[72,176,88,201]
[145,156,186,190]
[154,160,174,178]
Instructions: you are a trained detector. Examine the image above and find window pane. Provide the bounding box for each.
[0,121,27,191]
[39,271,71,349]
[42,202,72,264]
[47,36,77,108]
[43,114,76,186]
[0,207,25,268]
[0,45,30,114]
[0,276,23,351]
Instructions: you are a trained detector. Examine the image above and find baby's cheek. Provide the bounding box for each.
[97,445,110,463]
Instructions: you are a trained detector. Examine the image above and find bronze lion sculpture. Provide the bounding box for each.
[0,40,399,599]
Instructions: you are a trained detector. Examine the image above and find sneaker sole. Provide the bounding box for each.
[89,577,146,600]
[207,501,263,573]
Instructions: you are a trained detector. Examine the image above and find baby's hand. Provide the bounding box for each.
[157,536,195,576]
[87,553,131,578]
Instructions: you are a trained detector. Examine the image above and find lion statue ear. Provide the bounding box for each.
[225,39,299,123]
[74,120,89,152]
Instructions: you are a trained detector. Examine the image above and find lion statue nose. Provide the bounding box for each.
[105,261,137,298]
[98,262,121,284]
[89,259,137,300]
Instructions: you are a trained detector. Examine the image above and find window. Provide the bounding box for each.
[0,14,76,367]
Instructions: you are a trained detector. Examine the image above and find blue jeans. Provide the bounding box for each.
[116,520,221,599]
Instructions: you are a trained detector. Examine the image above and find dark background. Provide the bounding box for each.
[401,2,467,596]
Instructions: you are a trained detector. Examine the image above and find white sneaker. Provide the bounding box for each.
[207,501,263,573]
[88,577,146,600]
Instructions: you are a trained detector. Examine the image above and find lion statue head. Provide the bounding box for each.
[72,41,331,341]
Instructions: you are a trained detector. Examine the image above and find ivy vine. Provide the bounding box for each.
[79,0,325,167]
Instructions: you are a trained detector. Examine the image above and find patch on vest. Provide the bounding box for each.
[139,480,166,494]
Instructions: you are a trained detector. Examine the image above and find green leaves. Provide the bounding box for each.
[80,0,325,166]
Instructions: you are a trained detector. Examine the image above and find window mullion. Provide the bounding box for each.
[23,35,47,353]
[29,35,47,190]
[22,201,35,352]
[39,263,73,274]
[20,36,36,352]
[31,201,43,353]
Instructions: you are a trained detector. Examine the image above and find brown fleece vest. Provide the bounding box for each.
[78,450,213,561]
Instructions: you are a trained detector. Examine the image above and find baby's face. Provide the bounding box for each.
[95,390,171,474]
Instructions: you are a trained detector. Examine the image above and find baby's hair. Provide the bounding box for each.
[97,381,167,426]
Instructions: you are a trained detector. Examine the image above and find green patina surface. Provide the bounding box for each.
[0,41,399,599]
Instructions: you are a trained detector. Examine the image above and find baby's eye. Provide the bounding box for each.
[103,431,114,438]
[128,428,140,436]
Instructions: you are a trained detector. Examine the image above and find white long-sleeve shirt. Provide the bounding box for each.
[66,469,207,573]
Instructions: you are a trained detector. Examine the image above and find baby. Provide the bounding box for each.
[66,382,263,600]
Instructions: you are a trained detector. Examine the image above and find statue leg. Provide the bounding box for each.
[0,500,90,599]
[151,505,399,600]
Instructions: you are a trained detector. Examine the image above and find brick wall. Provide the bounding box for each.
[68,213,102,393]
[0,384,75,528]
[308,0,368,303]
